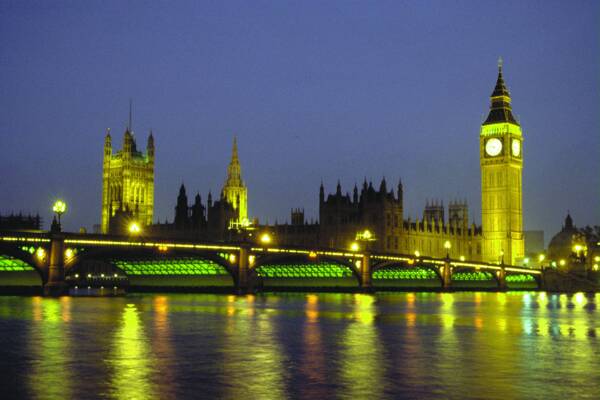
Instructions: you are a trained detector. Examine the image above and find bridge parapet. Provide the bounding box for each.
[0,231,544,292]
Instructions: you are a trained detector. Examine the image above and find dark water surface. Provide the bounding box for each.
[1,292,599,399]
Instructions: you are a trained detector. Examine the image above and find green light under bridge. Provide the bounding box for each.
[452,271,494,281]
[373,268,437,280]
[113,257,230,276]
[256,262,353,279]
[506,274,535,283]
[0,255,35,272]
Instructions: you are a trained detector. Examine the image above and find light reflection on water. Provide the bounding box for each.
[0,292,598,399]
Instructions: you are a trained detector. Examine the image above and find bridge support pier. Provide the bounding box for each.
[497,266,507,290]
[360,252,372,292]
[442,259,452,290]
[236,246,249,294]
[44,233,68,296]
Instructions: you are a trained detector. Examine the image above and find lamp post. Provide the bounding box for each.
[356,229,376,291]
[444,240,451,259]
[442,240,452,290]
[260,232,272,246]
[128,222,141,235]
[52,200,67,231]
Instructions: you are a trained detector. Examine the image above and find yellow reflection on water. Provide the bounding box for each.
[109,303,155,399]
[152,296,177,399]
[223,296,285,400]
[300,294,329,397]
[339,294,383,399]
[29,297,72,400]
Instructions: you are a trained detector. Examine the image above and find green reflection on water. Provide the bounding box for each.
[109,303,155,400]
[29,297,72,400]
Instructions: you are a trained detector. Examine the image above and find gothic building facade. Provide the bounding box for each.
[317,62,524,264]
[101,127,154,234]
[318,179,482,260]
[479,61,524,265]
[152,138,247,240]
[109,63,525,265]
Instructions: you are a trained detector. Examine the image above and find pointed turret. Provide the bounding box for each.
[147,131,155,160]
[123,127,134,155]
[379,177,387,193]
[483,58,519,126]
[175,183,189,228]
[336,180,342,196]
[222,136,248,223]
[319,181,325,204]
[564,213,574,229]
[353,183,358,204]
[104,128,112,158]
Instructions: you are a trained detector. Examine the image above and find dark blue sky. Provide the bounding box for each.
[1,1,598,242]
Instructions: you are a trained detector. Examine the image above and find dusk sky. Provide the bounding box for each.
[1,1,598,243]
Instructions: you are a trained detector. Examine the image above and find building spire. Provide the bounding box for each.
[225,136,242,187]
[128,99,133,132]
[483,59,519,126]
[232,136,239,163]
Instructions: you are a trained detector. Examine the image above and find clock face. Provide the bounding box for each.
[485,138,503,157]
[511,139,521,157]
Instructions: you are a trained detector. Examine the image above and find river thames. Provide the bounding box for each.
[1,292,599,399]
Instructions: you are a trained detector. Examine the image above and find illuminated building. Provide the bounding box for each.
[101,119,155,234]
[151,138,246,240]
[480,60,524,265]
[318,179,482,259]
[221,137,248,226]
[548,214,600,271]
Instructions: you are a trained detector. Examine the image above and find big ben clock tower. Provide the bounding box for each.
[480,59,524,265]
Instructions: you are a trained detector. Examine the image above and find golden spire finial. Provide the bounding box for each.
[498,56,503,71]
[232,136,238,162]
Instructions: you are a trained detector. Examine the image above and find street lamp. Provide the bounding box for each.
[356,229,376,254]
[350,242,360,252]
[444,240,451,259]
[260,232,272,245]
[128,222,141,235]
[52,200,67,226]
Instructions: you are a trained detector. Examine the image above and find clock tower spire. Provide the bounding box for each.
[480,60,524,265]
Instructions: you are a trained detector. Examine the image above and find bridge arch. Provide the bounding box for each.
[505,272,540,290]
[0,250,45,287]
[450,266,499,289]
[250,254,360,290]
[371,260,443,289]
[68,248,235,290]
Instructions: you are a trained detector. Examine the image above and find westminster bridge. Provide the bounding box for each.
[0,229,548,295]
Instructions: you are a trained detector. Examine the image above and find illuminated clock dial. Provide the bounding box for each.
[485,138,503,157]
[511,139,521,157]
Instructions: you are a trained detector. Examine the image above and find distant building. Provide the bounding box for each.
[221,137,248,227]
[317,63,526,262]
[138,63,529,265]
[547,214,599,270]
[0,213,42,230]
[101,125,155,234]
[151,138,247,241]
[479,60,524,265]
[318,179,482,259]
[524,230,544,258]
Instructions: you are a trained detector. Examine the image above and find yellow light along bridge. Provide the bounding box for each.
[0,231,542,295]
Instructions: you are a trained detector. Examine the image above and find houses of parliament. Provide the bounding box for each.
[101,63,525,265]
